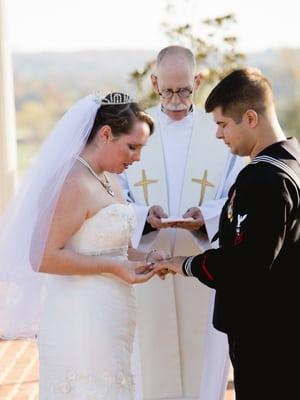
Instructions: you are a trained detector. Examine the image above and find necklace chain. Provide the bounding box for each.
[76,156,115,197]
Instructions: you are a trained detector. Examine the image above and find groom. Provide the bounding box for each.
[154,68,300,400]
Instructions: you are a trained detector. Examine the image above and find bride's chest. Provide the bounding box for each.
[66,204,136,253]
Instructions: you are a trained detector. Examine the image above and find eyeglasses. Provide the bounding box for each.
[154,76,195,99]
[158,87,193,99]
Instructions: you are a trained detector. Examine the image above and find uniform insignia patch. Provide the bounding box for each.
[234,214,248,245]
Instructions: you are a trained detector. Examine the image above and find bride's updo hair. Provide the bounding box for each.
[87,92,154,143]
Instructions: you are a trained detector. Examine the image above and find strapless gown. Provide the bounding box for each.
[38,204,137,399]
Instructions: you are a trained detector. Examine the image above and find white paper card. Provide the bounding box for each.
[161,217,194,223]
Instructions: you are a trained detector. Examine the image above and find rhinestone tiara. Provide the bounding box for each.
[93,91,134,106]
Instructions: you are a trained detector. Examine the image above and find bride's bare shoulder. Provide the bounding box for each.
[59,163,93,203]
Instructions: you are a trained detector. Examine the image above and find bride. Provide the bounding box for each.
[0,92,165,399]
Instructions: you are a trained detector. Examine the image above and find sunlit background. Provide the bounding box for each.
[8,0,300,52]
[1,1,300,398]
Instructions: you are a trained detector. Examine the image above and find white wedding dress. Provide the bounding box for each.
[38,203,137,399]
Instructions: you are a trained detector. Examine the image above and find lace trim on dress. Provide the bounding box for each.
[50,368,135,399]
[81,246,128,257]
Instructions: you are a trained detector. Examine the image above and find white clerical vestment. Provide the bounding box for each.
[118,105,245,400]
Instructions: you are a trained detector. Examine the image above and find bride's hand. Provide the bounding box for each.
[146,249,169,264]
[145,250,171,280]
[113,260,155,284]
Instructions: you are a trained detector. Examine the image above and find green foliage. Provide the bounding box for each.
[130,1,245,107]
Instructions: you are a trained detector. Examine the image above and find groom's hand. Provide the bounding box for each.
[153,256,186,276]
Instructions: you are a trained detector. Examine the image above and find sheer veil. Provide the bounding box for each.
[0,94,101,339]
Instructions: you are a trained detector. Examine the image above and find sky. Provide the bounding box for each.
[5,0,300,54]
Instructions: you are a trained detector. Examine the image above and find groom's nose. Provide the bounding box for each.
[216,126,224,139]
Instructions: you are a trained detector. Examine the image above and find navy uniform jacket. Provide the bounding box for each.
[183,138,300,335]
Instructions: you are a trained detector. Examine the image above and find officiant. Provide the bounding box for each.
[118,45,244,400]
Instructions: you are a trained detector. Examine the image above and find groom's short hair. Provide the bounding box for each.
[205,68,274,123]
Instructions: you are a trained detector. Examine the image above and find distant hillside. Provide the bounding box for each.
[13,48,300,141]
[13,48,300,103]
[246,49,300,106]
[13,50,155,106]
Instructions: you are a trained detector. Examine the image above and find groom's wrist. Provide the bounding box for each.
[182,256,195,277]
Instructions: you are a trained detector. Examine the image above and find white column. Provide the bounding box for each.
[0,0,17,215]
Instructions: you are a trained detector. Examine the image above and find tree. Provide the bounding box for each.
[130,0,245,107]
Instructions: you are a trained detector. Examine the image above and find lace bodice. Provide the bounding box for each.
[66,203,136,256]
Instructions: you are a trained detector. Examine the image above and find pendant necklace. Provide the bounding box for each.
[77,156,115,197]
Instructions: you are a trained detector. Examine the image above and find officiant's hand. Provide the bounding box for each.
[152,257,186,277]
[147,205,170,229]
[171,207,205,231]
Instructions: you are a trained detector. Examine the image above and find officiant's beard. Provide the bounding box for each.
[163,104,188,112]
[162,104,189,120]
